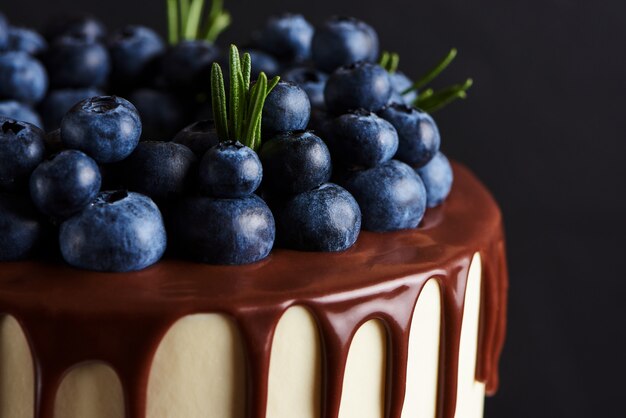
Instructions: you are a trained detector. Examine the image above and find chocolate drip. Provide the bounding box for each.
[0,162,508,418]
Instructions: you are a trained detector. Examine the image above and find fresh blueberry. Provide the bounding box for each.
[262,81,311,133]
[108,25,165,88]
[163,40,219,91]
[40,87,103,131]
[325,61,391,114]
[128,89,185,141]
[0,52,48,104]
[44,14,107,42]
[245,49,280,77]
[274,183,361,252]
[282,66,328,109]
[199,141,262,198]
[59,190,166,272]
[258,13,313,63]
[44,34,110,88]
[259,130,331,195]
[328,109,398,167]
[173,120,220,157]
[121,141,196,201]
[0,193,43,261]
[416,151,453,208]
[29,150,101,218]
[170,194,275,265]
[61,96,142,163]
[6,27,47,55]
[378,103,440,168]
[0,101,42,128]
[341,159,427,232]
[388,71,417,106]
[312,16,379,72]
[0,118,45,191]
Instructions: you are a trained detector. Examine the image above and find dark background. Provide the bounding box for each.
[5,0,625,417]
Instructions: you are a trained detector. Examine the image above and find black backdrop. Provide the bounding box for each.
[5,0,625,417]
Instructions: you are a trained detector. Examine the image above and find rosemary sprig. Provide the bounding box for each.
[416,78,474,113]
[380,47,473,112]
[211,45,280,150]
[379,51,400,73]
[166,0,231,44]
[405,48,458,93]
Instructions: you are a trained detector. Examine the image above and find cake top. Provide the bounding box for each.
[0,0,482,272]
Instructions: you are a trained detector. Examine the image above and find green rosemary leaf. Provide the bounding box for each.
[179,0,191,33]
[166,0,179,44]
[266,76,280,95]
[211,62,229,141]
[404,48,458,93]
[389,53,400,73]
[204,0,231,42]
[379,51,390,70]
[242,53,251,92]
[417,78,473,113]
[229,45,242,141]
[184,0,205,40]
[245,73,268,150]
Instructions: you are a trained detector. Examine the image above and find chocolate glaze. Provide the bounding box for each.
[0,162,507,418]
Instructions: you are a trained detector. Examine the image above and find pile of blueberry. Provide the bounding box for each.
[0,6,461,272]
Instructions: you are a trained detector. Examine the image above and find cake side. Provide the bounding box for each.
[0,162,508,418]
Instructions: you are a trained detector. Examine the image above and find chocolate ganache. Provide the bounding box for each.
[0,162,508,418]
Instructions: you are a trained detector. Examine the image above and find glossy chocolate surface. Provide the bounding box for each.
[0,162,508,418]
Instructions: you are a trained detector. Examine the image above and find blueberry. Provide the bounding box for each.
[312,16,379,72]
[388,71,417,106]
[170,194,275,265]
[0,101,42,128]
[173,120,220,157]
[199,141,262,198]
[328,109,398,168]
[0,118,45,191]
[262,81,311,133]
[274,183,361,252]
[128,89,185,141]
[341,159,427,232]
[108,25,165,88]
[61,96,142,163]
[282,66,328,109]
[325,61,392,115]
[0,13,9,50]
[163,40,219,91]
[0,193,43,261]
[378,103,440,168]
[44,34,110,88]
[0,52,48,104]
[44,14,107,42]
[416,151,453,208]
[258,13,314,63]
[29,150,101,218]
[6,27,47,55]
[121,141,196,201]
[259,130,331,195]
[40,87,103,131]
[245,49,280,77]
[59,190,166,272]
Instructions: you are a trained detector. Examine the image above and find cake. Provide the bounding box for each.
[0,162,507,418]
[0,3,508,418]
